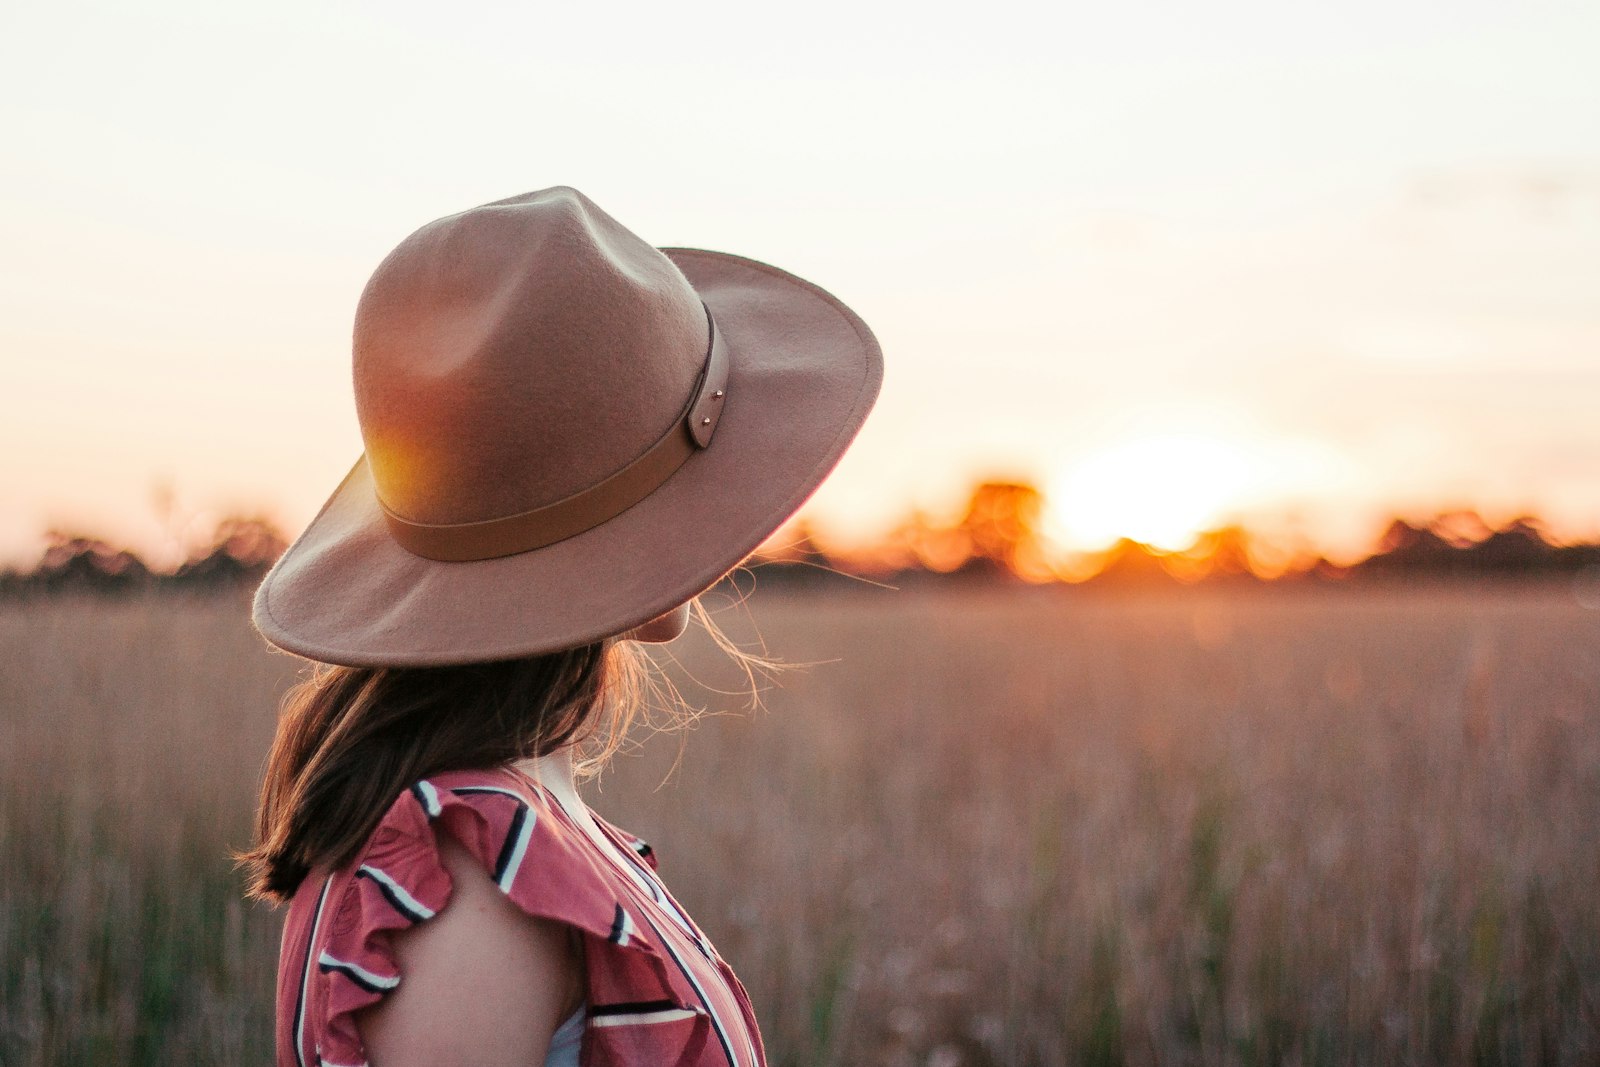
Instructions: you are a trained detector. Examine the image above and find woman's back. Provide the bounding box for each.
[276,767,765,1067]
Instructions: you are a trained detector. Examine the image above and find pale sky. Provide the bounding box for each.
[2,1,1598,568]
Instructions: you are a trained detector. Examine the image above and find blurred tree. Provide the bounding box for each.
[171,516,288,588]
[1091,538,1180,587]
[950,481,1050,581]
[30,532,154,595]
[1360,514,1560,579]
[1430,509,1495,548]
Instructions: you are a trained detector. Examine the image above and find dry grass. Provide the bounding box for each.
[1,583,1597,1065]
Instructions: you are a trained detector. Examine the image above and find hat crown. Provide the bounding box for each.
[352,186,708,525]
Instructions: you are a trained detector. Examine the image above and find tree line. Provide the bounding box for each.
[4,484,1599,598]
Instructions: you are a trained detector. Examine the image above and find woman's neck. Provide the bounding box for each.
[515,746,583,812]
[514,747,640,869]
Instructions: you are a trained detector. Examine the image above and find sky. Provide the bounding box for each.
[2,1,1598,569]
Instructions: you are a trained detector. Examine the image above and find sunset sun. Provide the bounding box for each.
[1046,433,1264,552]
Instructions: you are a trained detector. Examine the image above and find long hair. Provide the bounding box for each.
[241,590,779,904]
[240,637,638,903]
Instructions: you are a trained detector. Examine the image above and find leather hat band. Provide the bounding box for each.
[377,303,730,562]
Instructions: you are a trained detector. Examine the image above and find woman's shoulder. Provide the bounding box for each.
[343,766,630,929]
[289,766,677,1066]
[352,828,585,1067]
[331,767,544,909]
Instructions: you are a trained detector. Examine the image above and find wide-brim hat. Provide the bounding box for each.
[251,187,882,668]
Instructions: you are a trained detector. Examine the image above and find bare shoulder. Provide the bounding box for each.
[356,830,585,1066]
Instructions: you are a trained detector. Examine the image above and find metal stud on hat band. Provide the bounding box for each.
[376,303,730,562]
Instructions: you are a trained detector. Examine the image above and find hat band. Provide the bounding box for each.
[376,303,730,562]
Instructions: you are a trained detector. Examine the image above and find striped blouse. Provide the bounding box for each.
[275,767,767,1067]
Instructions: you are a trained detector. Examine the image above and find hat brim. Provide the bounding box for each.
[251,248,883,667]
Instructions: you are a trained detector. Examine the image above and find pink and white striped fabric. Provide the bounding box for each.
[275,766,767,1067]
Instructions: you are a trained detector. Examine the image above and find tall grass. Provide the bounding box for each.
[2,583,1597,1065]
[0,592,287,1064]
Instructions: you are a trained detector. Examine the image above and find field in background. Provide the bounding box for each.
[1,584,1597,1065]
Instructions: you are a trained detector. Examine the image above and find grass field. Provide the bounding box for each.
[1,582,1597,1065]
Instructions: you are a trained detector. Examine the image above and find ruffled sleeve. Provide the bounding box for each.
[309,767,671,1067]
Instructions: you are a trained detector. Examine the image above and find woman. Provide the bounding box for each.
[241,186,883,1066]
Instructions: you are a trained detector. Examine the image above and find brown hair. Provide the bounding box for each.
[241,637,644,902]
[241,593,777,903]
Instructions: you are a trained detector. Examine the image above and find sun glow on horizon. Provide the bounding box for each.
[1046,433,1267,553]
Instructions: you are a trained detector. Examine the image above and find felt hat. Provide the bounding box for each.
[251,186,882,667]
